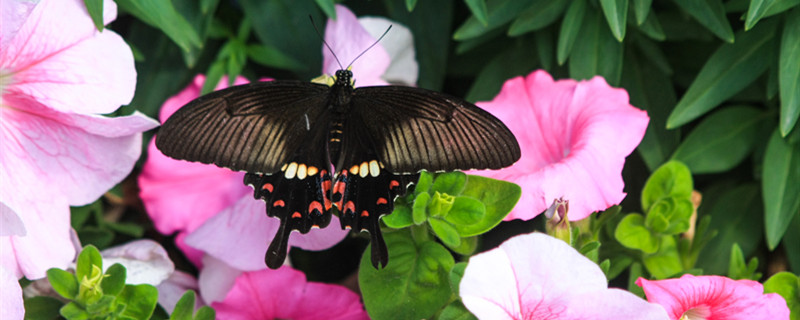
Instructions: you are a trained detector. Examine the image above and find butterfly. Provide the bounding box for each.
[155,68,520,269]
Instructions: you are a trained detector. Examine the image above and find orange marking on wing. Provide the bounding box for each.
[344,201,356,214]
[291,212,302,218]
[273,200,285,207]
[361,210,369,217]
[321,180,331,193]
[324,197,332,211]
[308,201,323,214]
[377,197,388,205]
[261,183,274,192]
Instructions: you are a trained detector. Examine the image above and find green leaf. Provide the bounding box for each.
[453,0,533,40]
[117,284,159,319]
[384,205,414,229]
[556,0,587,65]
[508,0,570,36]
[76,245,103,283]
[60,302,89,320]
[115,0,203,66]
[599,0,629,41]
[247,44,306,72]
[667,19,778,128]
[449,262,467,295]
[439,300,479,320]
[632,0,653,25]
[670,0,734,42]
[406,0,418,11]
[464,0,489,26]
[359,232,455,320]
[762,129,800,249]
[626,262,646,296]
[47,269,79,300]
[569,9,623,85]
[727,243,761,280]
[636,10,666,41]
[76,227,114,249]
[780,8,800,136]
[429,218,461,247]
[226,40,247,86]
[465,39,537,101]
[101,264,127,296]
[24,296,64,320]
[696,184,763,275]
[764,0,800,17]
[457,175,521,236]
[745,0,779,30]
[194,307,216,320]
[170,291,199,320]
[785,214,800,273]
[534,29,555,69]
[105,222,145,238]
[413,192,431,225]
[622,47,679,171]
[432,172,467,195]
[314,0,336,19]
[671,106,766,173]
[446,196,486,226]
[641,160,693,212]
[200,59,226,95]
[615,214,660,253]
[83,0,104,31]
[70,201,102,230]
[448,236,479,255]
[414,171,434,195]
[642,235,684,279]
[763,272,800,320]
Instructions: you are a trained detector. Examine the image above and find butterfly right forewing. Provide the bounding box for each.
[156,81,330,174]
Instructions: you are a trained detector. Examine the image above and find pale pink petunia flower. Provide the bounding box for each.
[460,232,669,320]
[636,275,790,320]
[0,0,157,283]
[211,267,369,320]
[472,70,649,221]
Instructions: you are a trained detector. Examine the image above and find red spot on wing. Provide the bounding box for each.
[261,183,274,192]
[273,200,285,207]
[291,212,302,218]
[390,180,400,189]
[361,210,369,217]
[308,201,323,215]
[377,197,388,205]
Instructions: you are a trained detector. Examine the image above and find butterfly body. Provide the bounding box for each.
[156,69,520,269]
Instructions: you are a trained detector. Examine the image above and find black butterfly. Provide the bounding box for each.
[155,69,520,269]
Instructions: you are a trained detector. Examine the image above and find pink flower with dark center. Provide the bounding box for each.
[472,70,649,221]
[1,0,156,281]
[460,232,669,320]
[211,267,368,320]
[637,275,790,320]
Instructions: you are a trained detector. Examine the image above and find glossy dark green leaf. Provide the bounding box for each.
[430,218,461,247]
[599,0,629,41]
[671,106,765,173]
[115,0,203,66]
[535,29,555,69]
[457,175,521,236]
[508,0,569,36]
[83,0,104,31]
[432,172,467,195]
[745,0,779,30]
[439,300,479,320]
[118,284,159,319]
[615,214,659,253]
[47,269,78,300]
[465,40,537,101]
[623,48,678,170]
[453,0,534,40]
[763,272,800,319]
[24,296,63,320]
[465,0,490,26]
[101,264,126,296]
[780,8,800,136]
[359,232,454,320]
[667,20,778,128]
[105,221,144,238]
[670,0,734,42]
[696,184,763,275]
[406,0,418,11]
[247,44,306,71]
[569,10,623,85]
[77,227,114,250]
[556,0,587,65]
[763,130,800,249]
[763,0,800,17]
[633,0,653,25]
[200,59,225,95]
[636,10,666,41]
[314,0,336,19]
[785,214,800,273]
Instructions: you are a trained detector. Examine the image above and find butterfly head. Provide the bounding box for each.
[334,69,354,87]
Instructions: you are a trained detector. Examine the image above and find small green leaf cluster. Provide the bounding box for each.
[361,171,520,320]
[71,200,145,250]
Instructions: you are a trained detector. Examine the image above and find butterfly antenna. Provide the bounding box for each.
[309,15,344,70]
[346,25,392,70]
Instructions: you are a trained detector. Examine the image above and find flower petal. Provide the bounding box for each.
[358,17,417,86]
[0,0,38,49]
[184,196,348,271]
[0,202,26,237]
[211,267,368,320]
[101,240,175,286]
[473,70,648,221]
[156,271,201,314]
[323,5,390,86]
[0,265,23,320]
[637,275,790,320]
[198,255,242,303]
[3,0,135,115]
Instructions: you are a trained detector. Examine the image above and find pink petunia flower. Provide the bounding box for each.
[472,70,649,221]
[460,232,669,319]
[211,267,369,320]
[636,275,790,320]
[1,0,157,282]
